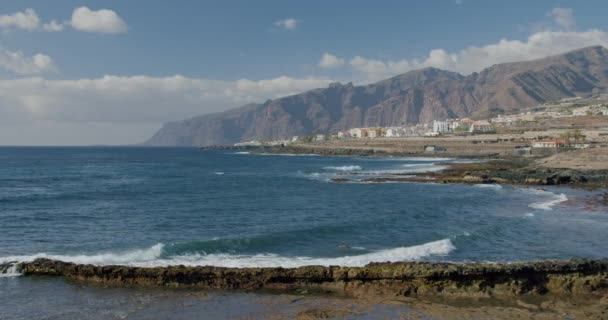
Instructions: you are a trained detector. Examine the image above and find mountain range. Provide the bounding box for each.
[144,45,608,146]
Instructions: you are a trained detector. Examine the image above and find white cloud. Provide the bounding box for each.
[0,49,56,74]
[0,8,40,31]
[70,6,127,34]
[348,29,608,82]
[319,53,345,68]
[0,75,331,126]
[548,8,575,31]
[275,18,297,30]
[42,20,65,32]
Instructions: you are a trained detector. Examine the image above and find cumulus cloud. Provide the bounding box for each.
[70,6,127,34]
[319,53,345,68]
[0,49,56,74]
[275,18,297,30]
[548,8,575,31]
[42,20,65,32]
[0,8,40,31]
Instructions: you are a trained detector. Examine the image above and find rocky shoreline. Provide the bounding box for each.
[239,144,608,190]
[8,258,608,299]
[333,159,608,190]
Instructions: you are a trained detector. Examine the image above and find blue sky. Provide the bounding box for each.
[1,0,608,144]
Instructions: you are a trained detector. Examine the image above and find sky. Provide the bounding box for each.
[1,0,608,145]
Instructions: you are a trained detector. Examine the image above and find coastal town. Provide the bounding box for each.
[234,96,608,157]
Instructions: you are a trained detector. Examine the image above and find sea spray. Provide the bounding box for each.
[323,165,362,171]
[0,239,455,269]
[529,193,568,211]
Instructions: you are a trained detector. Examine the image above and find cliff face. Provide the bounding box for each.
[145,46,608,146]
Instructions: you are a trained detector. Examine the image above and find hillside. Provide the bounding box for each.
[145,46,608,146]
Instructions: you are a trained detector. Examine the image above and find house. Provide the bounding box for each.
[337,131,351,139]
[433,121,451,134]
[469,120,495,134]
[366,128,378,138]
[532,140,564,148]
[362,127,384,138]
[315,134,326,142]
[424,145,447,152]
[385,127,404,138]
[291,136,299,142]
[349,128,363,138]
[572,143,590,149]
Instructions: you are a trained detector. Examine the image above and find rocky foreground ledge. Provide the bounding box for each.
[12,259,608,298]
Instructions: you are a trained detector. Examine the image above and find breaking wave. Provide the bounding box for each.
[474,184,503,190]
[529,193,568,211]
[0,239,455,269]
[324,165,362,171]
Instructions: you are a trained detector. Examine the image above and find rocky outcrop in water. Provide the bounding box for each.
[17,259,608,298]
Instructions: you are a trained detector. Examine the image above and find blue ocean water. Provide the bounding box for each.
[0,147,607,270]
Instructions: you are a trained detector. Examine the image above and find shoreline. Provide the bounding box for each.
[234,144,608,190]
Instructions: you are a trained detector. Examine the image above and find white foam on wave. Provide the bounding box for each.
[529,193,568,211]
[214,172,225,175]
[474,184,503,190]
[400,157,453,162]
[0,244,164,267]
[0,263,21,277]
[362,164,447,175]
[0,239,455,269]
[324,165,362,171]
[258,153,319,157]
[232,151,250,155]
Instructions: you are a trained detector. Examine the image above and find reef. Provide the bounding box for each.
[14,258,608,299]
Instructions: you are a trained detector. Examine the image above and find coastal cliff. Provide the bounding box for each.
[14,258,608,298]
[145,46,608,146]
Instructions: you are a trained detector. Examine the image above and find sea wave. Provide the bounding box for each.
[0,262,21,277]
[361,164,447,175]
[474,184,503,190]
[529,193,568,211]
[0,239,455,270]
[324,165,362,171]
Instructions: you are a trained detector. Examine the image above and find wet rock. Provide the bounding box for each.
[17,259,608,299]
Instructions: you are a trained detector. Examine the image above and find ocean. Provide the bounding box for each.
[1,147,607,318]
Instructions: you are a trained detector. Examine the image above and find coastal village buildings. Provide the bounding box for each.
[349,128,363,138]
[337,131,350,139]
[532,140,564,148]
[469,120,495,133]
[277,98,607,145]
[433,121,451,134]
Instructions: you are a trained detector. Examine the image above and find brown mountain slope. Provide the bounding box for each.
[145,46,608,146]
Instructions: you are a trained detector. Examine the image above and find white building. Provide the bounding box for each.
[469,120,495,134]
[385,127,405,137]
[367,128,378,138]
[315,134,326,142]
[532,140,563,148]
[433,121,451,134]
[349,128,363,138]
